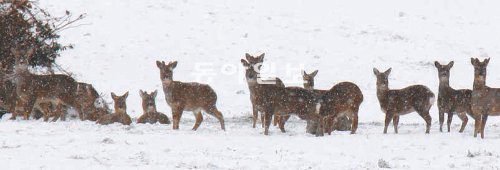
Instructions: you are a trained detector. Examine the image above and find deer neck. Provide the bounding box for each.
[438,79,450,91]
[473,77,486,90]
[144,106,157,116]
[376,84,389,102]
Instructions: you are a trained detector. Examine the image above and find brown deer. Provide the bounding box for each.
[96,92,132,125]
[373,68,435,134]
[76,83,110,121]
[137,90,170,125]
[302,70,358,132]
[243,53,289,128]
[470,58,500,138]
[434,61,474,133]
[156,61,225,130]
[0,62,17,115]
[11,47,83,121]
[241,59,324,136]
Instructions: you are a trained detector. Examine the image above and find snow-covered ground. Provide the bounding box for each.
[2,0,500,169]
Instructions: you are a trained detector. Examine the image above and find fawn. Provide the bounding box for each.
[96,92,132,125]
[373,68,435,134]
[241,59,324,136]
[470,58,500,138]
[302,70,359,133]
[434,61,473,133]
[156,60,225,130]
[243,53,289,128]
[11,46,83,121]
[137,90,170,125]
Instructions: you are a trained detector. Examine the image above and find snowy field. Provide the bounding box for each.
[3,0,500,169]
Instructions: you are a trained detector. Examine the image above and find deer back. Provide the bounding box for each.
[319,82,363,116]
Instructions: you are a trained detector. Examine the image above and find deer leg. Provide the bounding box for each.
[393,115,400,134]
[260,111,265,128]
[314,115,325,137]
[207,106,225,131]
[171,107,183,130]
[51,104,63,122]
[263,110,273,136]
[192,111,203,131]
[278,113,290,133]
[480,114,488,139]
[252,104,258,128]
[446,112,453,132]
[474,114,481,138]
[457,112,468,133]
[438,110,445,132]
[418,111,432,134]
[383,113,393,134]
[351,110,359,134]
[273,112,280,127]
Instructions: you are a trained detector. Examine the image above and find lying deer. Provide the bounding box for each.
[373,68,435,134]
[243,53,289,128]
[96,92,132,125]
[302,70,358,133]
[434,61,473,133]
[137,90,170,125]
[76,83,110,121]
[470,58,500,138]
[11,47,83,121]
[156,61,225,130]
[241,59,324,136]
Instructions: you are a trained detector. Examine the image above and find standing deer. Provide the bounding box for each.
[241,59,324,136]
[96,92,132,125]
[373,68,435,134]
[434,61,474,133]
[156,60,225,130]
[243,53,289,128]
[0,62,17,115]
[470,58,500,139]
[302,70,359,133]
[11,47,83,121]
[137,90,170,125]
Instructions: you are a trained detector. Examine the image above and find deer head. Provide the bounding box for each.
[245,53,265,65]
[241,59,262,84]
[434,61,454,84]
[156,60,177,83]
[10,46,34,73]
[471,58,490,88]
[111,92,128,114]
[373,68,392,90]
[302,70,318,90]
[139,90,158,114]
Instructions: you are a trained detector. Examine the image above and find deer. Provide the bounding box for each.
[434,61,474,133]
[0,62,17,115]
[302,70,360,133]
[137,90,171,125]
[75,82,110,121]
[470,58,500,139]
[243,53,289,128]
[241,59,324,136]
[156,60,225,130]
[373,68,435,134]
[10,46,83,121]
[96,92,132,125]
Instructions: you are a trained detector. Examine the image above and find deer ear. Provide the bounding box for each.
[302,70,307,76]
[245,53,252,61]
[311,70,318,77]
[448,61,454,68]
[471,58,476,65]
[241,59,250,67]
[139,90,145,98]
[373,68,380,75]
[111,92,117,99]
[385,68,392,75]
[484,58,490,65]
[123,92,129,98]
[170,61,178,69]
[434,61,441,68]
[258,53,265,62]
[156,61,163,68]
[152,90,158,98]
